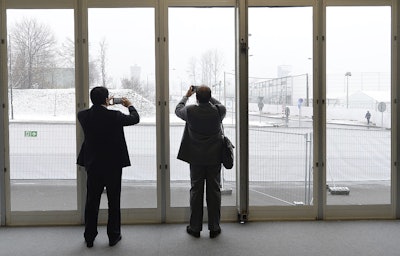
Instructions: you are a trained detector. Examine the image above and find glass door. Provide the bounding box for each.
[248,7,314,215]
[7,9,76,212]
[88,8,157,213]
[326,6,391,209]
[168,7,236,220]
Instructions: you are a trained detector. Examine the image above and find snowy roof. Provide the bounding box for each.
[351,90,390,102]
[323,90,390,102]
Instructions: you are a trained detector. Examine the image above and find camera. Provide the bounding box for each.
[111,98,123,105]
[191,85,199,92]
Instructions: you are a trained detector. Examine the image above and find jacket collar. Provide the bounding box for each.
[91,104,108,110]
[198,102,212,107]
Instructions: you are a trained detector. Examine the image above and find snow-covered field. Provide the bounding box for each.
[8,88,156,121]
[6,89,391,183]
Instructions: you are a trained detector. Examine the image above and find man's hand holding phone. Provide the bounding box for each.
[109,97,132,107]
[121,97,132,108]
[186,85,197,98]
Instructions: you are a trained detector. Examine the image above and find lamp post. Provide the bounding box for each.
[223,71,226,106]
[306,73,309,107]
[306,57,312,107]
[345,71,352,109]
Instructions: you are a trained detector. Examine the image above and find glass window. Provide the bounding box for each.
[169,7,236,207]
[88,8,157,209]
[8,9,76,211]
[326,7,391,205]
[248,7,313,206]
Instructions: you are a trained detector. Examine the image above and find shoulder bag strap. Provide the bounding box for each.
[215,105,225,135]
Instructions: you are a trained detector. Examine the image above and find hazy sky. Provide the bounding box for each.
[7,6,391,94]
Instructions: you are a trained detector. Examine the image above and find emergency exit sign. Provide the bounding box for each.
[24,131,37,137]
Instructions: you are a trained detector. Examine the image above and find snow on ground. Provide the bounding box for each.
[6,89,391,183]
[8,88,156,121]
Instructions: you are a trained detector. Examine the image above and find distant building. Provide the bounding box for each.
[130,64,141,80]
[277,65,292,78]
[349,90,391,112]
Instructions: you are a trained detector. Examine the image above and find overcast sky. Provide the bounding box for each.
[7,6,391,94]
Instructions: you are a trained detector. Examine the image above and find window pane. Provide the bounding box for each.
[88,8,156,209]
[326,7,391,205]
[8,10,76,211]
[248,7,313,206]
[169,8,236,207]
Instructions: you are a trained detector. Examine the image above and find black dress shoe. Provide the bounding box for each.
[209,229,221,238]
[186,226,200,238]
[109,235,122,247]
[86,240,94,248]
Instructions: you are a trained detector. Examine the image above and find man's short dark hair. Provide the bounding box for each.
[90,86,109,105]
[196,85,211,104]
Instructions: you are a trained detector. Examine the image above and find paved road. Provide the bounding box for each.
[10,180,390,211]
[7,121,391,211]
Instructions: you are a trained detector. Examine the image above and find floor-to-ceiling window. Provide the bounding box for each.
[7,9,76,211]
[88,8,157,209]
[248,7,314,207]
[1,1,397,226]
[168,7,236,209]
[326,6,391,206]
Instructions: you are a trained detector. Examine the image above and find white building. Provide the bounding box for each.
[349,90,391,112]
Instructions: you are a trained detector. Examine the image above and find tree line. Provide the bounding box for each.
[7,17,225,94]
[8,18,104,90]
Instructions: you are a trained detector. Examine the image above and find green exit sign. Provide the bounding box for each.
[24,131,38,137]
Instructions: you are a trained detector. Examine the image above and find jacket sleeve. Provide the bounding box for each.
[210,97,226,120]
[117,105,140,126]
[76,110,86,166]
[175,96,189,121]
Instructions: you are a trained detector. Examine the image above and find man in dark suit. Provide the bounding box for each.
[175,85,226,239]
[77,86,140,248]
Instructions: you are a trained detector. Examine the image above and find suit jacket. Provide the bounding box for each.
[175,97,226,165]
[77,104,140,170]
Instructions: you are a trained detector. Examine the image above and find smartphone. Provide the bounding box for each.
[191,85,199,92]
[112,98,123,105]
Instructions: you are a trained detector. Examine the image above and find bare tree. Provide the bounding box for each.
[211,49,224,86]
[99,37,108,87]
[187,57,198,85]
[84,41,100,88]
[58,37,74,68]
[9,18,56,89]
[199,48,224,87]
[201,50,213,86]
[89,58,100,88]
[121,77,144,94]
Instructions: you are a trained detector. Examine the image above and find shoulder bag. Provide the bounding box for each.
[216,105,234,169]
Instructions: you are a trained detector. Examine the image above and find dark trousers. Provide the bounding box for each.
[84,167,122,242]
[189,164,221,232]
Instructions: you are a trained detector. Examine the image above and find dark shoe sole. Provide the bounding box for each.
[109,236,122,247]
[210,229,221,238]
[186,226,200,238]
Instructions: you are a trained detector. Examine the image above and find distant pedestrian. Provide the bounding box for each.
[365,110,371,125]
[258,101,264,112]
[285,107,290,127]
[257,97,264,112]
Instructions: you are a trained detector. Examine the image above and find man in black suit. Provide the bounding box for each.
[175,85,226,239]
[77,86,140,247]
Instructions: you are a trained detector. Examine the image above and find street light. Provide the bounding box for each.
[306,57,312,107]
[345,71,352,109]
